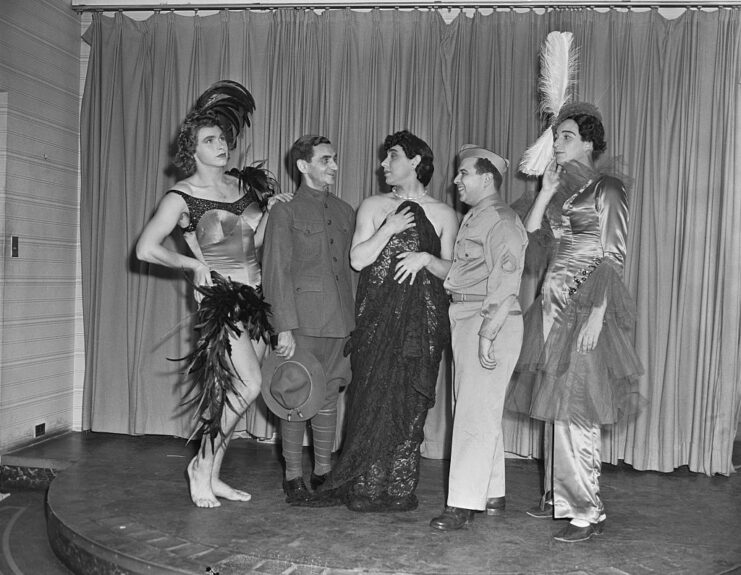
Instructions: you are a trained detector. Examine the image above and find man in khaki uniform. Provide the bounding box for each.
[430,145,528,531]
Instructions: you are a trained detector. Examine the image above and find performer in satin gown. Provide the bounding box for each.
[507,103,643,542]
[295,130,458,512]
[136,81,291,508]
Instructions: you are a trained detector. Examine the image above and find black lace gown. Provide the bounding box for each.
[324,201,450,505]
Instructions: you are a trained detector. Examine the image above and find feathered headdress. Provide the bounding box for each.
[191,80,256,146]
[519,32,578,176]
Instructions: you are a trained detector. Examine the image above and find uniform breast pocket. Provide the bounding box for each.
[460,238,483,261]
[291,219,324,261]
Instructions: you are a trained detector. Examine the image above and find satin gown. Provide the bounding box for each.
[511,174,643,425]
[509,173,644,523]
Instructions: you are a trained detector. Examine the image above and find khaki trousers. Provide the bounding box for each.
[446,301,523,511]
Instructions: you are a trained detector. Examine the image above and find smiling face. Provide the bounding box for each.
[300,143,338,190]
[453,156,489,206]
[193,125,229,169]
[381,145,419,188]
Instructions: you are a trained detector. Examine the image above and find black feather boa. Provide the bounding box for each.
[174,271,273,449]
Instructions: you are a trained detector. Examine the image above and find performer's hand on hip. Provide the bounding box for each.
[479,336,498,370]
[275,330,296,359]
[192,263,212,303]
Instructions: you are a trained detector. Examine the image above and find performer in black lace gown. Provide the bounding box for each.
[295,130,458,512]
[136,81,290,508]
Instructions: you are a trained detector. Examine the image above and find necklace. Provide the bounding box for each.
[392,187,428,202]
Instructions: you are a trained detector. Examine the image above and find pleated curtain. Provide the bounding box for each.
[80,7,741,475]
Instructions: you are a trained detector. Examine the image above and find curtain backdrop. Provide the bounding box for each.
[81,7,741,475]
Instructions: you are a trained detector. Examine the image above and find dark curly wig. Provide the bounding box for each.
[553,105,607,160]
[383,130,434,186]
[174,111,232,177]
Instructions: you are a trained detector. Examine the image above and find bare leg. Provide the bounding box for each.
[187,332,265,507]
[188,436,221,508]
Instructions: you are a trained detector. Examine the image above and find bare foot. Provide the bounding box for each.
[187,457,220,508]
[212,478,252,502]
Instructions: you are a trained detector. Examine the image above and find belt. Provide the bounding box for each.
[448,293,523,315]
[449,293,485,302]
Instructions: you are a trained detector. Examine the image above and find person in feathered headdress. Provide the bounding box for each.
[507,101,644,542]
[136,80,292,508]
[514,31,579,281]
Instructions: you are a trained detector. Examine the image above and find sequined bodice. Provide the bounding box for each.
[168,190,263,287]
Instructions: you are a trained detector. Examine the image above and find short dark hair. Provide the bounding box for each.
[174,111,230,177]
[473,157,503,190]
[290,135,332,169]
[553,113,607,159]
[383,130,434,186]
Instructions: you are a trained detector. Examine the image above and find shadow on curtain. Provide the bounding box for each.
[80,7,740,476]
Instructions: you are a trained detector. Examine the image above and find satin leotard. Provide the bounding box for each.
[168,190,263,288]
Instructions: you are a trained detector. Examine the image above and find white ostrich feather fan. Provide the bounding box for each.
[519,31,578,176]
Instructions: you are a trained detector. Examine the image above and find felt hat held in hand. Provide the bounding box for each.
[261,349,326,422]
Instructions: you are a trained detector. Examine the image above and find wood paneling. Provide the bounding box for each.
[0,0,82,452]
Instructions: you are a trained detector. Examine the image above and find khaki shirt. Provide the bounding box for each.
[444,194,528,340]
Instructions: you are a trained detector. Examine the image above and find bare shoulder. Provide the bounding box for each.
[436,199,458,217]
[169,179,192,195]
[423,198,459,229]
[356,193,398,231]
[360,193,395,208]
[358,193,396,216]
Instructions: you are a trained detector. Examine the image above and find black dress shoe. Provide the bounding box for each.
[282,477,310,504]
[290,488,345,508]
[429,506,475,531]
[310,472,328,491]
[553,518,606,542]
[485,496,505,516]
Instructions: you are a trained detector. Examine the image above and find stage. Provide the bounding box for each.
[2,432,740,574]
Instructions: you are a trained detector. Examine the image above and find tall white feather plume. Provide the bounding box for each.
[519,31,578,176]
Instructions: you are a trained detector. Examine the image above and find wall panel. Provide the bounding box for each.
[0,0,82,452]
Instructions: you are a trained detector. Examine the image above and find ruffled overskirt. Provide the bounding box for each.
[507,260,644,425]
